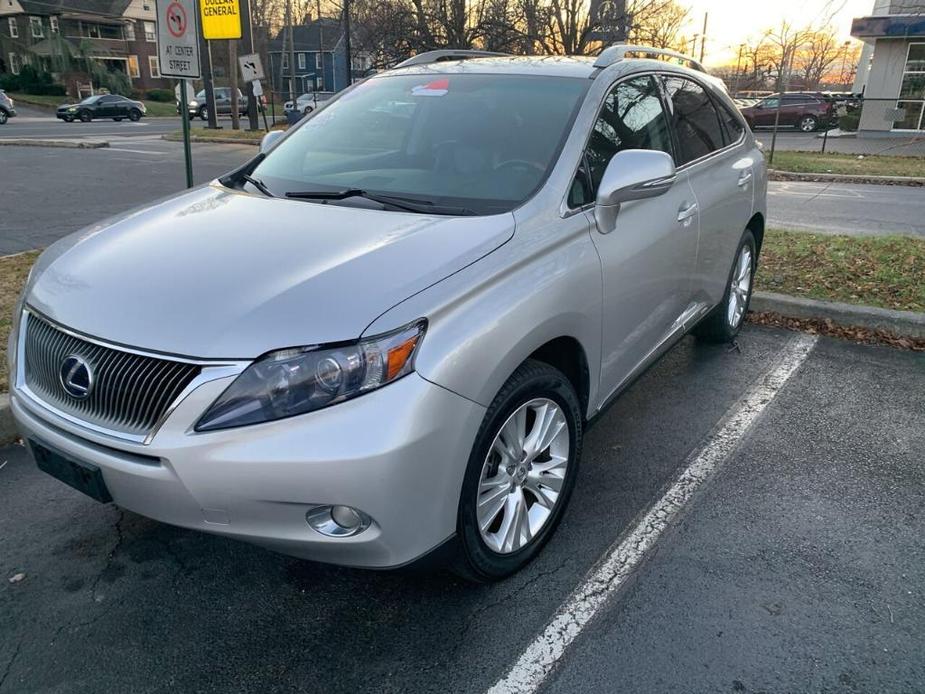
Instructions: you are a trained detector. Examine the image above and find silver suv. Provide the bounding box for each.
[10,46,766,581]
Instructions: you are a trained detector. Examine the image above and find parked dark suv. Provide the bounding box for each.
[56,94,146,122]
[739,92,835,132]
[0,89,17,124]
[177,87,248,120]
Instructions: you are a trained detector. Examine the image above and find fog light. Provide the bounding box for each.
[306,505,372,537]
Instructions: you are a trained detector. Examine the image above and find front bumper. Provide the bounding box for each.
[11,371,485,568]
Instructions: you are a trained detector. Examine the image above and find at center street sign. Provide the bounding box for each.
[156,0,201,79]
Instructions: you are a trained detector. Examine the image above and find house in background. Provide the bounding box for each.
[851,0,925,134]
[268,16,360,97]
[0,0,171,95]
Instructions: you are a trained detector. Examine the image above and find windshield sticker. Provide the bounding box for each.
[411,79,449,97]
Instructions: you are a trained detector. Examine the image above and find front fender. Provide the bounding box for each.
[364,216,603,418]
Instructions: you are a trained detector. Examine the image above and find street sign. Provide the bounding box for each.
[174,81,194,102]
[156,0,200,79]
[251,79,263,97]
[238,53,265,82]
[200,0,242,40]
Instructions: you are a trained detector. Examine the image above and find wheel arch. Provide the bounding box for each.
[527,337,591,421]
[747,212,765,256]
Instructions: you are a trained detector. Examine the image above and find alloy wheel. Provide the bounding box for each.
[0,111,7,125]
[727,245,753,329]
[477,398,570,554]
[800,116,816,132]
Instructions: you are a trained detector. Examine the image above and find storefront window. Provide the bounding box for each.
[895,43,925,130]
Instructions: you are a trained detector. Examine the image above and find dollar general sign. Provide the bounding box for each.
[200,0,242,39]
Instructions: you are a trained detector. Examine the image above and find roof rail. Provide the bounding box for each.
[393,50,510,69]
[594,44,705,73]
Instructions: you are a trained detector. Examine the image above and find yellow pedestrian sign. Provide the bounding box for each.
[200,0,242,39]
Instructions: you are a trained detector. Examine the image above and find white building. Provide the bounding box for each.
[851,0,925,134]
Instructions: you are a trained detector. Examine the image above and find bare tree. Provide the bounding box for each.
[794,28,842,89]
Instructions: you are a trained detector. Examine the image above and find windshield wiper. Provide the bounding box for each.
[284,189,475,215]
[242,174,274,198]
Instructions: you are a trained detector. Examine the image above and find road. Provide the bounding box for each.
[0,138,254,254]
[767,180,925,237]
[1,326,922,693]
[1,104,280,141]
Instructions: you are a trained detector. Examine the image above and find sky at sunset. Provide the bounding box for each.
[680,0,875,65]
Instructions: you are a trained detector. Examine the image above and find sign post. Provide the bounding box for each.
[156,0,201,188]
[238,52,268,132]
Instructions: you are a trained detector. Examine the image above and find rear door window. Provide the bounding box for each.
[662,76,726,165]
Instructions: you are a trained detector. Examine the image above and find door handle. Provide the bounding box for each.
[737,170,753,187]
[677,202,698,227]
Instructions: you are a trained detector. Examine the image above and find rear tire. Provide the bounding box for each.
[799,115,818,132]
[452,360,582,583]
[694,230,757,344]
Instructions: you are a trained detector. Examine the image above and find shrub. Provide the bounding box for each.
[146,88,174,102]
[839,111,860,132]
[0,65,65,95]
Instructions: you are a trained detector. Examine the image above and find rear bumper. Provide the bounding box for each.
[11,372,485,568]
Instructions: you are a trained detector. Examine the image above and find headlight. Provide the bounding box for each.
[67,107,76,112]
[189,100,198,107]
[196,320,426,431]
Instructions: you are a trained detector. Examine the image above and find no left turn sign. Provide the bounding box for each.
[156,0,201,79]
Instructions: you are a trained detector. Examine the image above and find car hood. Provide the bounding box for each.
[26,185,514,359]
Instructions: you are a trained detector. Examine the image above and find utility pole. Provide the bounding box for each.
[286,0,296,103]
[343,0,352,86]
[240,0,259,130]
[689,34,698,58]
[228,39,240,130]
[699,12,708,63]
[198,31,219,129]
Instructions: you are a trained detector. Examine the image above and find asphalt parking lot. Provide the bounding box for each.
[2,325,922,693]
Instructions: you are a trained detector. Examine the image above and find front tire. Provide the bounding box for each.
[694,230,757,343]
[0,110,7,125]
[113,117,123,121]
[198,106,208,121]
[78,110,92,122]
[128,109,141,122]
[452,360,583,583]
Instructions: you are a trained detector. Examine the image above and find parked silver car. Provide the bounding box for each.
[284,91,335,115]
[0,89,16,124]
[9,46,766,581]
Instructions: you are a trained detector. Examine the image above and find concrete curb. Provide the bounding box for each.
[768,169,925,187]
[0,394,16,446]
[0,138,110,149]
[161,134,260,146]
[751,291,925,339]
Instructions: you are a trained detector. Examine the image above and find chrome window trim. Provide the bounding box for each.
[15,308,249,446]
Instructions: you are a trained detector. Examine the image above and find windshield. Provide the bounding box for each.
[253,73,589,215]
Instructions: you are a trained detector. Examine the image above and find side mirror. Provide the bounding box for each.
[594,149,676,233]
[259,130,284,154]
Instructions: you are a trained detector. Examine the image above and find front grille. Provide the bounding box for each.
[22,312,201,438]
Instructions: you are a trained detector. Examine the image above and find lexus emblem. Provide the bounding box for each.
[59,355,93,400]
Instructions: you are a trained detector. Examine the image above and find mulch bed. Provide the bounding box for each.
[748,311,925,352]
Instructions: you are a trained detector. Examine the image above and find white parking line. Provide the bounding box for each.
[486,333,819,694]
